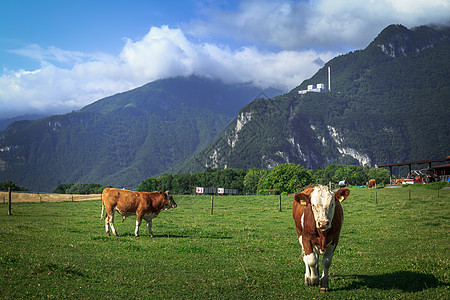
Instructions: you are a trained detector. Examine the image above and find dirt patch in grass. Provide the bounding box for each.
[0,191,101,203]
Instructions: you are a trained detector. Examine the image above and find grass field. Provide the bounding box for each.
[0,186,449,299]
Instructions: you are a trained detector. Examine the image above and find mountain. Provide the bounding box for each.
[0,76,281,191]
[0,114,48,131]
[173,24,450,173]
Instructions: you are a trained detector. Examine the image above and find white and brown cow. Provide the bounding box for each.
[293,184,350,293]
[101,188,177,237]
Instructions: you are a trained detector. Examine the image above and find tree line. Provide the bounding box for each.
[1,163,390,195]
[52,183,111,194]
[138,163,390,195]
[0,180,29,192]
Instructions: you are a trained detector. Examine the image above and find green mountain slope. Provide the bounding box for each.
[173,24,450,174]
[0,76,280,191]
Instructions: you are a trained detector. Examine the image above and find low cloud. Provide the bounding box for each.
[0,25,336,118]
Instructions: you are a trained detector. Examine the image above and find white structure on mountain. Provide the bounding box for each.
[298,66,331,95]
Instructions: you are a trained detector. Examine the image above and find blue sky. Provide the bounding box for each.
[1,0,449,119]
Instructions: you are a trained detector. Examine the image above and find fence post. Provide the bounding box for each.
[437,186,439,198]
[375,191,378,205]
[279,195,282,212]
[210,195,214,215]
[8,187,12,216]
[409,189,411,200]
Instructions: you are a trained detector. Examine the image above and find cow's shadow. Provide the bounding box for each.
[152,234,232,239]
[335,271,445,292]
[118,233,190,238]
[119,232,232,239]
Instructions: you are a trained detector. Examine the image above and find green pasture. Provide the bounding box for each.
[0,186,449,299]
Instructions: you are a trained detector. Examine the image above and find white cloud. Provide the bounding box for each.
[1,0,449,119]
[187,0,450,51]
[0,25,336,118]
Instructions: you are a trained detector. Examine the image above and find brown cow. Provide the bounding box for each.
[293,184,350,293]
[368,179,376,189]
[101,188,177,237]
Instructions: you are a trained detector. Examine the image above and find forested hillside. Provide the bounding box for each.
[0,76,279,191]
[173,24,450,174]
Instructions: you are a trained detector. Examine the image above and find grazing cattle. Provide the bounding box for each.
[293,184,350,293]
[338,180,348,188]
[101,188,177,237]
[368,179,376,189]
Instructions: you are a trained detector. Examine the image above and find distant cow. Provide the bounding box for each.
[338,180,348,188]
[293,184,350,293]
[101,188,177,237]
[368,179,376,189]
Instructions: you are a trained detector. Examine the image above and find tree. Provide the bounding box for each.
[263,163,312,194]
[66,182,90,194]
[53,183,73,194]
[156,174,173,192]
[171,174,194,194]
[367,167,390,185]
[88,183,108,194]
[320,164,340,185]
[244,169,268,194]
[333,165,367,186]
[0,180,28,192]
[137,177,158,192]
[221,168,247,191]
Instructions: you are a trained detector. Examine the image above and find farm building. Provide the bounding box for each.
[431,164,450,182]
[378,156,450,183]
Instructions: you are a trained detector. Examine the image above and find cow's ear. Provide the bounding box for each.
[335,188,350,202]
[294,193,310,206]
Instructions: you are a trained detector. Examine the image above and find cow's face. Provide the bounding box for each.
[308,185,350,231]
[161,191,177,210]
[309,185,336,231]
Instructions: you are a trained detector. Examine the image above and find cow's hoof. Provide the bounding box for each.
[320,278,329,292]
[113,233,118,236]
[149,234,154,238]
[305,278,319,286]
[135,234,140,238]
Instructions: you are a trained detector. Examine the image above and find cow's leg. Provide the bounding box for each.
[320,244,336,293]
[104,205,118,236]
[135,220,141,237]
[109,212,118,236]
[144,217,154,237]
[304,253,319,286]
[105,215,110,235]
[135,214,144,237]
[300,237,319,286]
